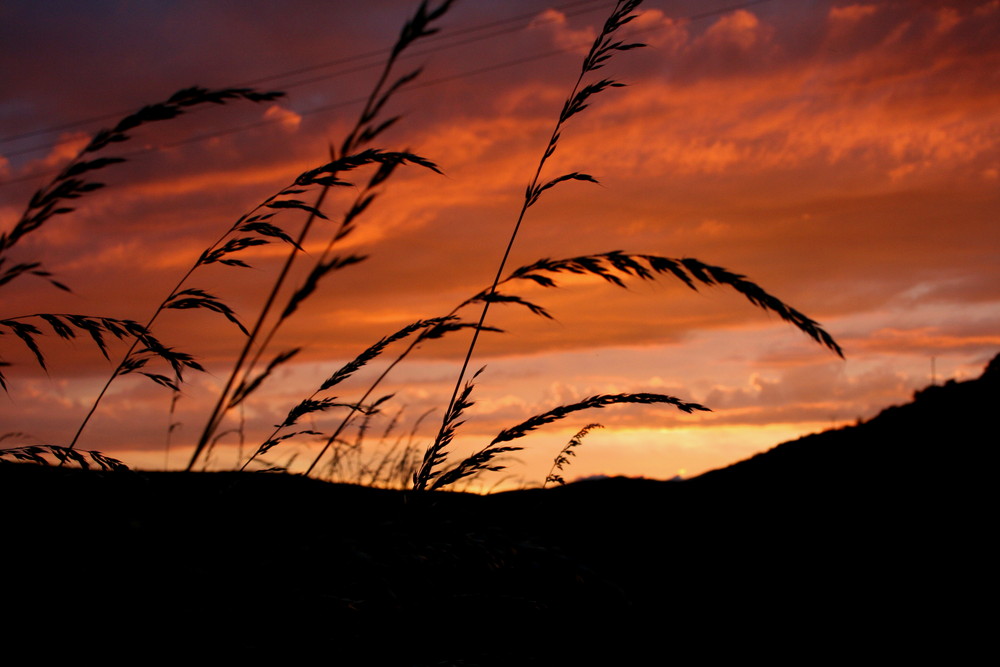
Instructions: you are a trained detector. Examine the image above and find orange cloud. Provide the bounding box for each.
[631,8,688,52]
[829,4,879,25]
[699,9,772,52]
[263,105,302,132]
[529,8,596,55]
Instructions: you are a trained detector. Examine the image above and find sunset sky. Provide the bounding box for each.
[1,0,997,488]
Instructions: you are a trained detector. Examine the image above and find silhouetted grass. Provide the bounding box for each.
[0,0,841,489]
[545,423,603,487]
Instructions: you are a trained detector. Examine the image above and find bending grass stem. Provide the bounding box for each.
[427,70,591,486]
[187,186,330,471]
[300,343,413,476]
[208,1,457,471]
[68,226,239,450]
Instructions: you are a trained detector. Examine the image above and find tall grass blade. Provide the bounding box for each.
[432,0,647,467]
[190,2,454,470]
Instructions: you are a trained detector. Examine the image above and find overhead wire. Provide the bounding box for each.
[1,0,774,188]
[0,0,611,147]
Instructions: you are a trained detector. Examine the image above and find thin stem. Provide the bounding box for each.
[300,337,417,476]
[420,0,642,489]
[239,173,378,384]
[194,1,456,470]
[187,186,330,471]
[68,244,218,449]
[69,184,297,450]
[193,62,390,469]
[431,73,589,465]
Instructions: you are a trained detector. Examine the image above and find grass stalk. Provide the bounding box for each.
[0,88,281,430]
[189,186,331,470]
[415,1,646,490]
[545,423,603,487]
[189,0,455,471]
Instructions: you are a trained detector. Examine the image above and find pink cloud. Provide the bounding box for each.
[829,4,879,25]
[699,9,771,52]
[529,8,596,55]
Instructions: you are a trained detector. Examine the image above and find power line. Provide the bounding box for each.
[0,0,610,148]
[1,0,775,188]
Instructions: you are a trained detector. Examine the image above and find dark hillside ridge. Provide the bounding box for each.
[694,352,998,489]
[2,354,994,663]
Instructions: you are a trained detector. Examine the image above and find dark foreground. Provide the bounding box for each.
[3,357,994,664]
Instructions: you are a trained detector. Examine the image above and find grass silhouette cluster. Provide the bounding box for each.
[0,0,841,490]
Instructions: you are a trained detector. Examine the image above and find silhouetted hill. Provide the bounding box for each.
[2,355,994,663]
[694,352,998,490]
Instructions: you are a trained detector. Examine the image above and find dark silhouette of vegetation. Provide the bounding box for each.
[1,0,840,490]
